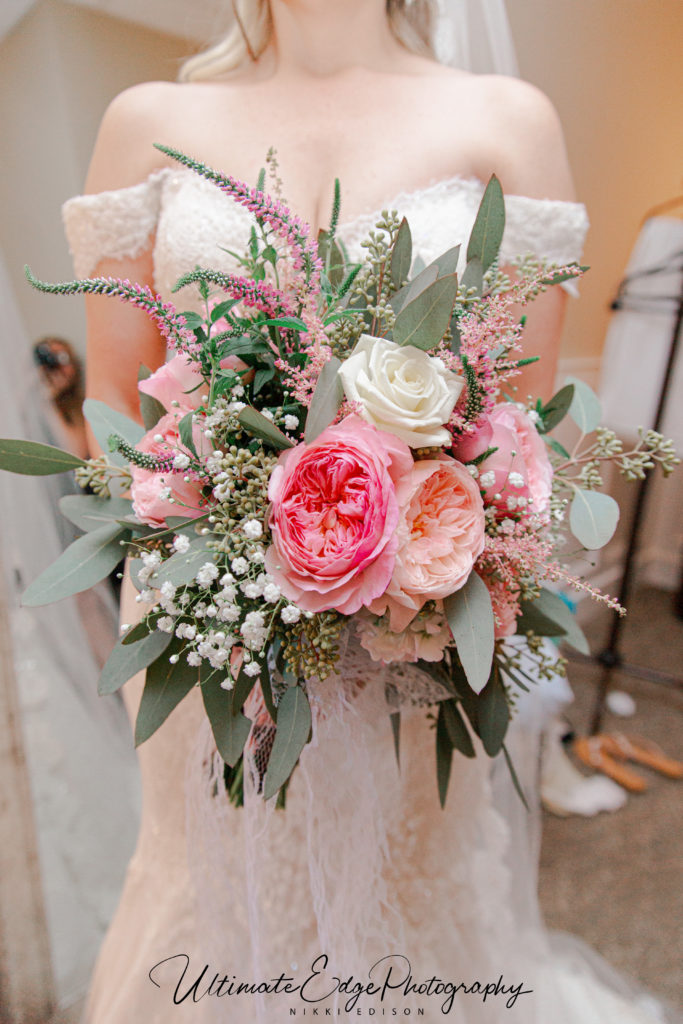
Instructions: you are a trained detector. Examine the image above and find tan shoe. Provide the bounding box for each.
[601,733,683,780]
[572,736,647,794]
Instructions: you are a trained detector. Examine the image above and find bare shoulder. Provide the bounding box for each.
[438,71,576,201]
[85,81,194,194]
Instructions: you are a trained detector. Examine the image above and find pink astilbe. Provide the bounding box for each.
[277,344,335,407]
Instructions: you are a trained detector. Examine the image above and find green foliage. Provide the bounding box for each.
[477,664,510,756]
[389,217,412,290]
[538,384,575,434]
[238,406,294,450]
[441,699,476,758]
[518,588,589,655]
[436,704,453,808]
[99,628,173,696]
[443,571,495,695]
[0,439,86,475]
[201,673,252,766]
[134,639,199,746]
[569,488,619,550]
[565,376,602,434]
[152,535,216,588]
[263,685,312,801]
[58,494,134,532]
[393,274,459,350]
[304,357,343,443]
[466,174,505,272]
[83,399,144,467]
[22,522,128,606]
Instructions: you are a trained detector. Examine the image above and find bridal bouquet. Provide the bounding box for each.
[3,147,677,806]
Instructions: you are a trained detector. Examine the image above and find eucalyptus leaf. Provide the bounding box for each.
[0,439,86,475]
[22,522,128,606]
[565,376,602,434]
[139,391,167,432]
[304,357,343,443]
[178,412,198,458]
[539,384,575,433]
[519,588,589,655]
[478,665,510,756]
[442,699,476,758]
[502,744,529,810]
[429,245,461,279]
[201,673,252,766]
[263,685,311,801]
[547,437,570,459]
[570,489,619,550]
[134,640,198,745]
[238,406,294,450]
[390,711,401,768]
[466,174,505,272]
[436,704,454,809]
[443,572,495,695]
[460,257,483,298]
[83,399,145,467]
[59,494,134,533]
[99,628,173,696]
[393,273,459,350]
[390,217,412,289]
[152,535,216,588]
[403,264,439,306]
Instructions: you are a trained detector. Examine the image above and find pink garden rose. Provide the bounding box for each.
[370,456,485,632]
[453,403,553,516]
[264,415,413,615]
[357,605,451,664]
[138,353,246,413]
[131,411,206,527]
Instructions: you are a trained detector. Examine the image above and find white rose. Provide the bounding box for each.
[338,334,464,448]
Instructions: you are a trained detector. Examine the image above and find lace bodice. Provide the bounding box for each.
[62,166,589,305]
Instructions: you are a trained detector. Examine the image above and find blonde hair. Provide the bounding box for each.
[179,0,437,82]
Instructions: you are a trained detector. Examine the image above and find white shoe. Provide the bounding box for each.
[541,718,628,817]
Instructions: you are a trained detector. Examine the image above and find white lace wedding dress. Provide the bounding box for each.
[63,169,676,1024]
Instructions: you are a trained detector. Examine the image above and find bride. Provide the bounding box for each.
[61,1,677,1021]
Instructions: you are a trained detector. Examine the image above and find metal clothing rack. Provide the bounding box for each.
[587,244,683,734]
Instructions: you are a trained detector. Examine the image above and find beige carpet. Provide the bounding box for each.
[539,586,683,1009]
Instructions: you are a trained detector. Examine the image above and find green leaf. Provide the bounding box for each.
[134,640,199,745]
[393,273,459,351]
[390,710,401,768]
[547,437,570,459]
[565,376,602,434]
[122,617,158,645]
[263,685,312,800]
[539,384,575,433]
[201,673,252,766]
[153,535,216,588]
[261,316,309,333]
[210,298,240,322]
[0,439,86,475]
[429,245,461,279]
[139,391,167,432]
[390,217,412,289]
[403,264,439,305]
[59,494,134,532]
[83,399,145,467]
[570,489,619,550]
[238,406,294,450]
[178,412,198,458]
[466,174,505,272]
[502,743,529,810]
[516,601,568,639]
[260,663,278,723]
[519,588,589,655]
[253,366,276,395]
[22,522,128,606]
[304,357,343,443]
[460,257,483,298]
[443,572,495,695]
[436,704,454,809]
[232,664,258,715]
[478,664,510,756]
[99,628,173,696]
[441,699,476,758]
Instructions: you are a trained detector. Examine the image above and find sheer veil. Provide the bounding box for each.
[434,0,520,76]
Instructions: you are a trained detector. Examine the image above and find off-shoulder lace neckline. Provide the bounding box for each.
[87,164,585,233]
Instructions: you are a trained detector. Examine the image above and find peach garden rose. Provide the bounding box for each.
[264,415,413,615]
[370,456,486,632]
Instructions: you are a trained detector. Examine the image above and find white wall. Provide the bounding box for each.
[0,1,191,353]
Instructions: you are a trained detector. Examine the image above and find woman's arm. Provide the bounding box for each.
[473,77,578,402]
[81,85,174,454]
